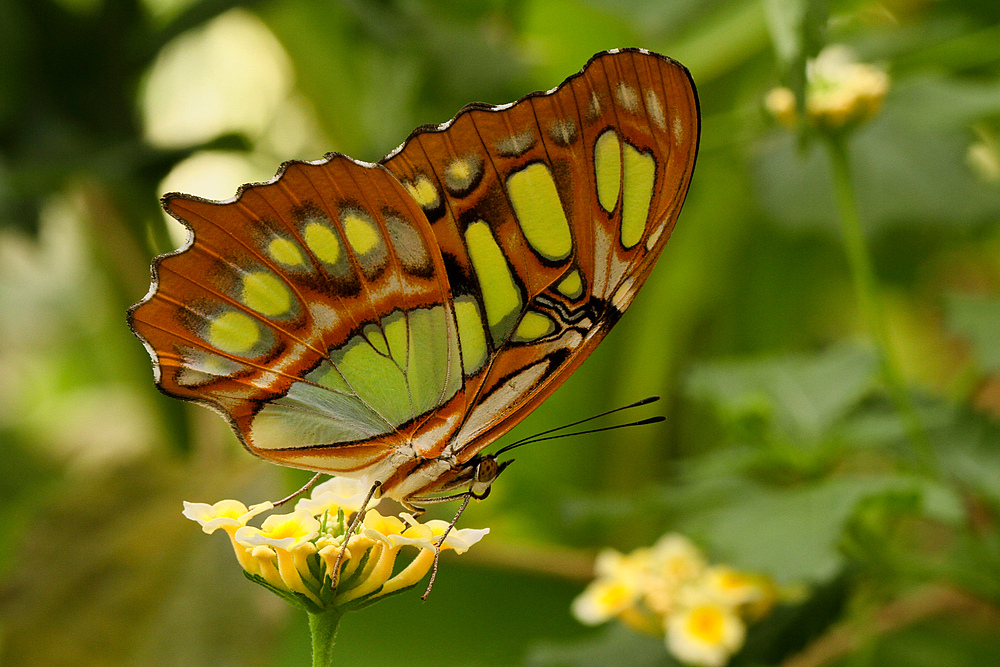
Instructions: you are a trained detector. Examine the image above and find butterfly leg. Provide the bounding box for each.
[330,480,382,589]
[271,472,325,508]
[420,492,472,600]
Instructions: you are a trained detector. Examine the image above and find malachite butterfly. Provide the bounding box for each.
[128,48,700,510]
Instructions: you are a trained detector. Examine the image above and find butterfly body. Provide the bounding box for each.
[129,48,700,505]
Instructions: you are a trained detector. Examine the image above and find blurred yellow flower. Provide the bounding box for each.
[572,532,780,667]
[183,476,488,612]
[572,548,649,625]
[967,139,1000,184]
[700,565,774,610]
[666,601,746,667]
[764,87,798,128]
[766,45,889,131]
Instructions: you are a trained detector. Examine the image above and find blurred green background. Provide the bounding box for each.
[1,0,999,665]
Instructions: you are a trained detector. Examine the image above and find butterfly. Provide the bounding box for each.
[128,48,700,511]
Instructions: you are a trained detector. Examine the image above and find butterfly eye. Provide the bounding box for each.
[467,457,499,498]
[477,457,498,482]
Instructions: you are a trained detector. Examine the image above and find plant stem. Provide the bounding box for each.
[825,135,935,470]
[308,609,343,667]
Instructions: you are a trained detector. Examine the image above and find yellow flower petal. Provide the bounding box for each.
[250,545,285,590]
[666,602,746,667]
[236,510,320,550]
[379,549,436,596]
[336,542,400,604]
[362,509,406,538]
[571,577,642,625]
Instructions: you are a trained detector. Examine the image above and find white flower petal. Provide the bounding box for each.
[182,500,249,533]
[666,603,745,667]
[571,578,640,625]
[440,526,489,554]
[296,476,379,515]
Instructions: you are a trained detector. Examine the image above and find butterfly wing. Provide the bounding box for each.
[128,48,699,501]
[377,49,699,495]
[129,154,472,484]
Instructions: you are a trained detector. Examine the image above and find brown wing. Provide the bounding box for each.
[379,48,700,493]
[128,48,699,501]
[128,154,470,478]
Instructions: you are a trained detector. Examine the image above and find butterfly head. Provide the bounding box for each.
[466,455,515,500]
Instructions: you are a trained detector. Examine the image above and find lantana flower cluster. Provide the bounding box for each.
[765,45,889,131]
[572,533,777,667]
[182,477,488,612]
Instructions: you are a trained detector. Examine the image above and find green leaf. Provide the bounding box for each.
[687,343,878,444]
[933,407,1000,505]
[676,473,963,583]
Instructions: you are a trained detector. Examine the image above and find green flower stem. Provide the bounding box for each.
[825,135,935,471]
[308,609,343,667]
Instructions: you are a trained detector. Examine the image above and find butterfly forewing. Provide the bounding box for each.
[379,49,699,485]
[128,48,699,502]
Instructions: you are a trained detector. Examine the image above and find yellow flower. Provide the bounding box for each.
[572,532,782,665]
[183,478,488,612]
[666,601,746,667]
[572,577,644,626]
[595,546,650,579]
[235,510,323,604]
[248,545,285,591]
[403,518,490,554]
[182,499,273,533]
[182,500,273,573]
[766,45,889,131]
[362,508,407,539]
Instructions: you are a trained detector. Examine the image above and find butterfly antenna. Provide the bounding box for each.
[494,396,662,456]
[421,492,473,600]
[501,416,665,452]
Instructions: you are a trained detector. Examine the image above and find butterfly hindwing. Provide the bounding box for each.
[132,155,469,476]
[128,48,699,501]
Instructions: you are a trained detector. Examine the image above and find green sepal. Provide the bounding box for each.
[242,570,323,614]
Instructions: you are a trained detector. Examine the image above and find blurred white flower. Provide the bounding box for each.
[766,45,889,131]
